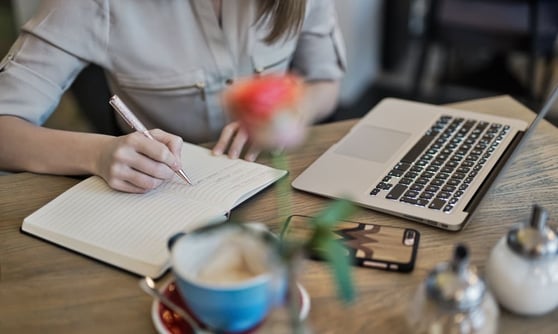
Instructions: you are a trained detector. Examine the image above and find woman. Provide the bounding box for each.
[0,0,346,193]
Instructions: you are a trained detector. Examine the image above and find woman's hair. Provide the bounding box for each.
[257,0,307,44]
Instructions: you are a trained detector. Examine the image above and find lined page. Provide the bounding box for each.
[23,177,225,276]
[166,143,287,208]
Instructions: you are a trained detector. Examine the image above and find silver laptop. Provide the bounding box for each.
[293,88,558,231]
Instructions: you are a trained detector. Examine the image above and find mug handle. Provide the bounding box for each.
[167,232,187,251]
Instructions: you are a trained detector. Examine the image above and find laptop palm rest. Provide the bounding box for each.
[335,125,411,163]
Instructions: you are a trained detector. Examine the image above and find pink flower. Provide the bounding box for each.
[223,74,306,150]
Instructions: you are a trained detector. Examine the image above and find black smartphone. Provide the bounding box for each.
[281,215,420,273]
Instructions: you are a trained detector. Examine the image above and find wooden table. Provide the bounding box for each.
[1,96,557,333]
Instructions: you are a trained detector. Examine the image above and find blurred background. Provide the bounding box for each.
[1,0,557,132]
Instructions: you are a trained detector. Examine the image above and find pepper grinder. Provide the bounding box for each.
[486,204,558,316]
[407,244,499,334]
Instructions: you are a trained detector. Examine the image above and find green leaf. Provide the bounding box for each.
[320,237,355,302]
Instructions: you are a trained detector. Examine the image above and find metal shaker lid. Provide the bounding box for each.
[426,244,486,311]
[507,205,558,259]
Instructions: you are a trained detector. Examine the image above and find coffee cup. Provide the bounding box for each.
[168,223,286,332]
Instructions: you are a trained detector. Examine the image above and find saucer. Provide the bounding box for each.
[151,278,310,334]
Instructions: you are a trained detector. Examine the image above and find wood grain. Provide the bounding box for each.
[1,96,556,333]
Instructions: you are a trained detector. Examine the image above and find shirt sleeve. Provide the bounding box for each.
[290,0,347,81]
[0,0,109,125]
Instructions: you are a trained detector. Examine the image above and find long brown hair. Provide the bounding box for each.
[257,0,307,44]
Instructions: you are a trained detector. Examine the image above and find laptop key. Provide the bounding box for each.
[399,178,413,185]
[400,134,438,164]
[394,162,411,171]
[435,172,450,180]
[376,182,392,190]
[428,198,446,210]
[446,178,461,186]
[404,171,419,179]
[416,199,429,206]
[437,191,451,199]
[386,184,407,200]
[400,197,418,205]
[404,190,420,198]
[415,177,430,185]
[421,171,435,179]
[370,188,381,196]
[401,197,430,207]
[425,185,439,193]
[420,192,434,199]
[442,185,456,192]
[426,165,439,172]
[430,179,444,186]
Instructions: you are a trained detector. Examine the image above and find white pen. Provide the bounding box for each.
[109,94,194,185]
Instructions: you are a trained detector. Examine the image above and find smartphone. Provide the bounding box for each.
[281,215,420,273]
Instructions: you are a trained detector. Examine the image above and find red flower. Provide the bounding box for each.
[224,74,302,122]
[223,74,306,149]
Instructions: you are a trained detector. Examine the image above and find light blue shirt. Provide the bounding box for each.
[0,0,346,143]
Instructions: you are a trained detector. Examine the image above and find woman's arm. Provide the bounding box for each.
[0,116,185,193]
[299,80,340,124]
[0,115,109,175]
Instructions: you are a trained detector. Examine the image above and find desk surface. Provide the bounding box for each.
[1,96,557,333]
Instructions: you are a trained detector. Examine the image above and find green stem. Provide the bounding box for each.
[272,151,306,332]
[272,151,291,220]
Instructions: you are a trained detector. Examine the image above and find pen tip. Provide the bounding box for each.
[176,169,194,185]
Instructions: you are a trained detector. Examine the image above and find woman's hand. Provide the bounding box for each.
[212,121,262,161]
[96,129,184,193]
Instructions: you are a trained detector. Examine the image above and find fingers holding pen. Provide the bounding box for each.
[107,96,191,189]
[97,131,181,193]
[149,129,185,171]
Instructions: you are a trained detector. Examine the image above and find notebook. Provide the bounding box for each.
[293,88,558,231]
[21,142,286,278]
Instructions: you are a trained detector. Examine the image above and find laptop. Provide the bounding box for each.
[292,87,558,231]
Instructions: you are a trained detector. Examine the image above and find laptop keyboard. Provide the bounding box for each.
[370,115,510,213]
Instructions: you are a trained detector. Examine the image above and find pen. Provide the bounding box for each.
[109,95,194,185]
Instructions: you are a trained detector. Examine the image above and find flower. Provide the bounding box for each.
[222,74,356,332]
[223,74,306,150]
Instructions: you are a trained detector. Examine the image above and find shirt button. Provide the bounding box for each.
[225,78,234,85]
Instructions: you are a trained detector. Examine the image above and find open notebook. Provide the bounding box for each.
[21,143,286,278]
[293,88,558,231]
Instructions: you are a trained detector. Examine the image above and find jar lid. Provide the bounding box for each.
[426,244,486,311]
[507,205,558,259]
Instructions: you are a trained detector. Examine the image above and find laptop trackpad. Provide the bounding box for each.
[334,125,411,163]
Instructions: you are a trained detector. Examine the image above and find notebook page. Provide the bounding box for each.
[22,177,226,277]
[165,143,287,208]
[173,159,286,209]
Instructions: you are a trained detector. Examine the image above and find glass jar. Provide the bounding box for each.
[486,205,558,316]
[407,244,499,334]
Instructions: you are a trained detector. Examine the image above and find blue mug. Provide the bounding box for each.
[168,223,286,332]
